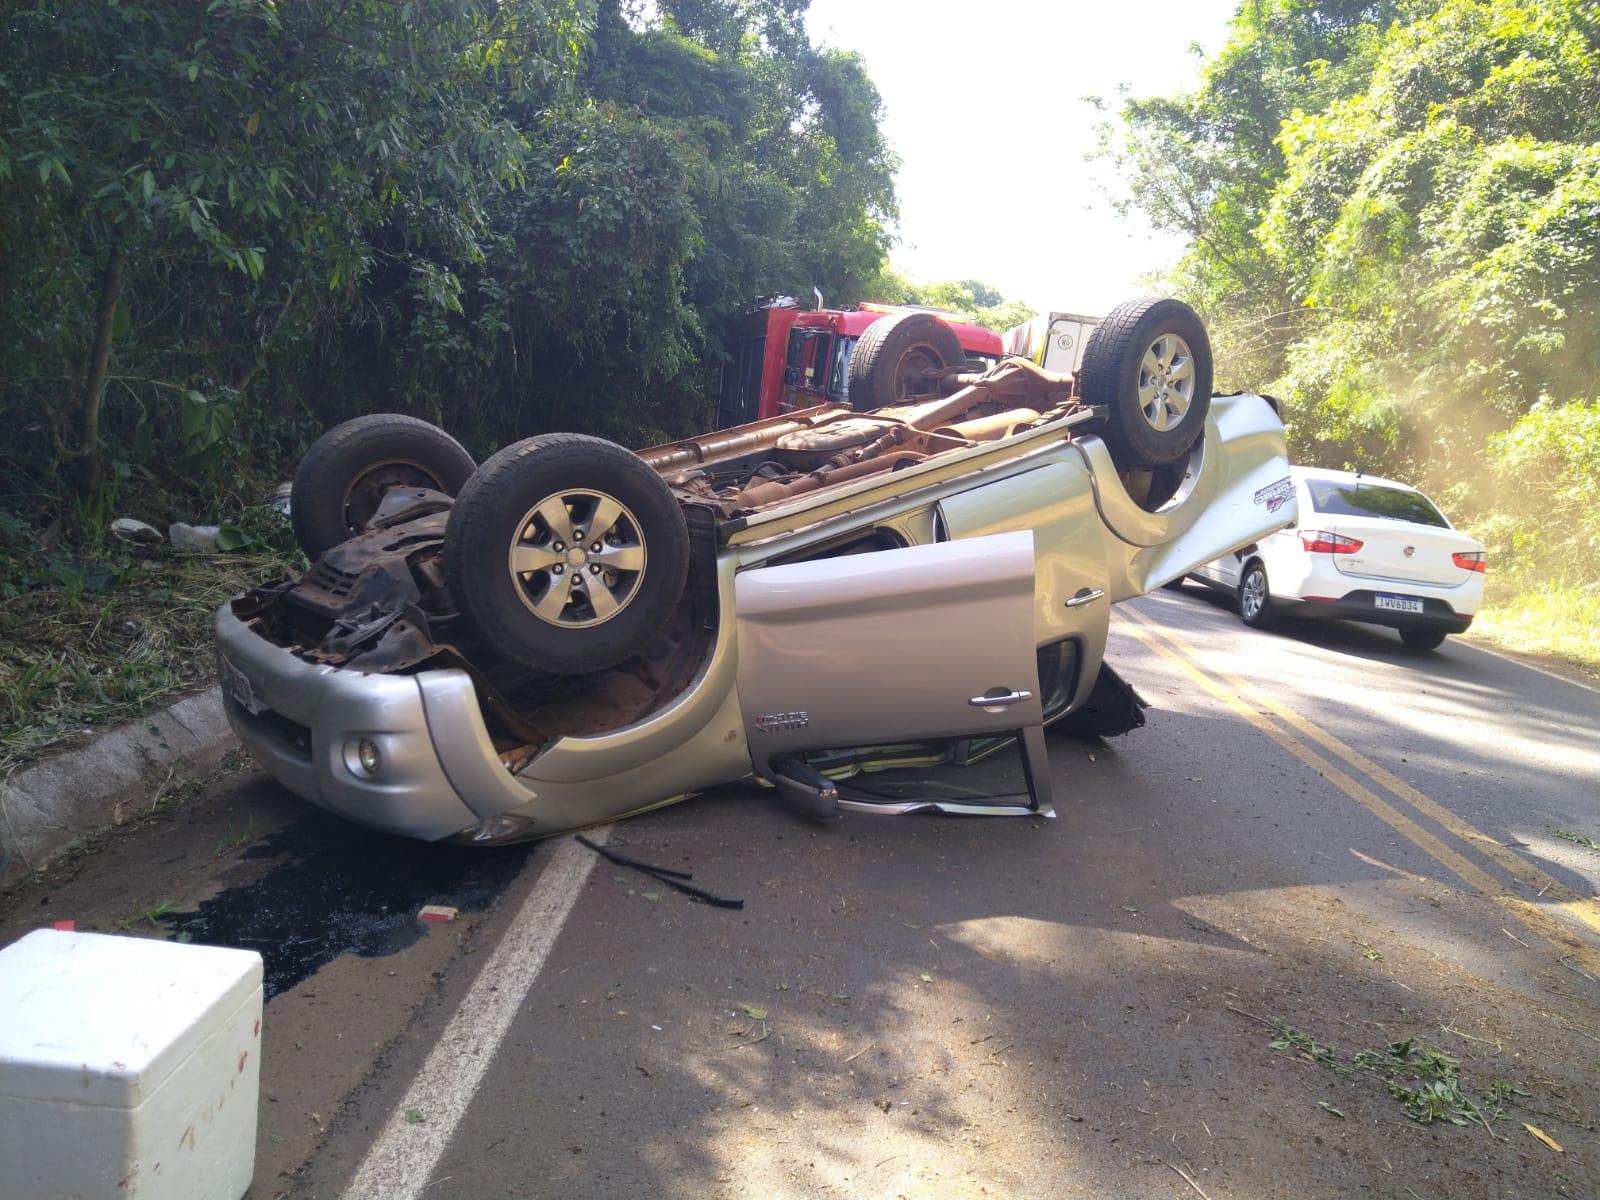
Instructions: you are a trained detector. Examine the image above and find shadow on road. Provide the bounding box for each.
[420,725,1598,1200]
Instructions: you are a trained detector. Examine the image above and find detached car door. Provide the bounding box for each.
[734,530,1049,809]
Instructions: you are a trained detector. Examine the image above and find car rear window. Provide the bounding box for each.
[1306,480,1448,528]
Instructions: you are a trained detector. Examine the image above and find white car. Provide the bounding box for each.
[1179,466,1484,650]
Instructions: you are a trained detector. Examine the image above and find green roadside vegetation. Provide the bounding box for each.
[1100,0,1600,672]
[0,508,301,773]
[1471,582,1600,680]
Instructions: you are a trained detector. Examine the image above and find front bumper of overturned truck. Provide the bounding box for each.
[216,606,497,840]
[215,601,752,844]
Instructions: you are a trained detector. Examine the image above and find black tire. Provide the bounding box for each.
[1079,297,1213,468]
[291,414,475,559]
[444,434,689,675]
[1399,628,1447,651]
[1239,560,1273,628]
[847,311,967,411]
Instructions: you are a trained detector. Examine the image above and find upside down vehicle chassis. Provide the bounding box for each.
[217,298,1296,843]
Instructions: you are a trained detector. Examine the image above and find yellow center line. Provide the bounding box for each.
[1116,611,1600,978]
[1123,606,1600,939]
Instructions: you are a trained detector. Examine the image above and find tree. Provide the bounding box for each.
[1099,0,1408,389]
[1105,0,1600,582]
[0,0,589,497]
[0,0,900,529]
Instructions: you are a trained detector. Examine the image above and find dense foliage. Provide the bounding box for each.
[0,0,895,537]
[1105,0,1600,585]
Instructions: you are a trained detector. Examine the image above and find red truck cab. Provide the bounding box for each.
[716,301,1004,426]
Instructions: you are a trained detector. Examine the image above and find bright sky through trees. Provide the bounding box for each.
[807,0,1236,313]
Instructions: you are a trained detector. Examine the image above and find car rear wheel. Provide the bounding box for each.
[444,434,689,675]
[847,311,968,410]
[1399,628,1447,651]
[1239,561,1273,628]
[291,414,476,559]
[1078,297,1213,469]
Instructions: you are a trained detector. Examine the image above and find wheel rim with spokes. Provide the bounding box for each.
[1242,568,1266,620]
[507,488,647,628]
[1137,332,1196,432]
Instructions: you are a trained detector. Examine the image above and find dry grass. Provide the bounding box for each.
[0,537,300,774]
[1468,580,1600,681]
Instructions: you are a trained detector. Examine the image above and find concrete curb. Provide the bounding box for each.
[0,688,234,887]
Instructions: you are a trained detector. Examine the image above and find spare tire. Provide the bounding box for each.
[444,434,689,675]
[1078,298,1213,468]
[846,311,967,411]
[291,414,475,559]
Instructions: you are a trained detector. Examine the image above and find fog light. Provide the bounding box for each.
[356,738,381,775]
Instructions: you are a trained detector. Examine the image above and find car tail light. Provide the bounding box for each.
[1298,530,1363,554]
[1453,550,1487,573]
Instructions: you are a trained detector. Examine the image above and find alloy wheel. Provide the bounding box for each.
[507,488,647,628]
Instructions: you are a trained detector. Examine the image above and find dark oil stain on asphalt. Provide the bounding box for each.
[160,810,535,999]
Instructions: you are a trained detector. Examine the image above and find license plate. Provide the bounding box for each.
[221,657,265,714]
[1374,593,1424,614]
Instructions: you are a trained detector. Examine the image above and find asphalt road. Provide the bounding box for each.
[4,592,1598,1200]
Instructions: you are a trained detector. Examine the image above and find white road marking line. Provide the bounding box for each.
[342,830,608,1200]
[1455,637,1600,696]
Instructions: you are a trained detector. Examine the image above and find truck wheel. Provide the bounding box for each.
[291,414,475,559]
[847,311,967,410]
[444,434,689,675]
[1078,297,1213,468]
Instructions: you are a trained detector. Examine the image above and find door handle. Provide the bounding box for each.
[969,689,1032,709]
[1065,587,1105,609]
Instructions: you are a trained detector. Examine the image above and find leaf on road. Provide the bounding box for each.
[919,972,934,982]
[1523,1123,1563,1152]
[641,890,661,902]
[1318,1101,1345,1119]
[740,1002,768,1020]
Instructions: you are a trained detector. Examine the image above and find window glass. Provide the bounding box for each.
[828,336,857,399]
[785,330,832,389]
[1306,480,1448,527]
[785,328,807,369]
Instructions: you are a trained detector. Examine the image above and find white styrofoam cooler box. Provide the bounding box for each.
[0,930,263,1200]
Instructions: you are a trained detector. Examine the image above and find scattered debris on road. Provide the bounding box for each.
[418,905,459,923]
[577,835,743,909]
[1523,1123,1564,1152]
[1263,1014,1529,1135]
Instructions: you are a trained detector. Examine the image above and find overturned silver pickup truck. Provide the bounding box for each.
[216,298,1294,843]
